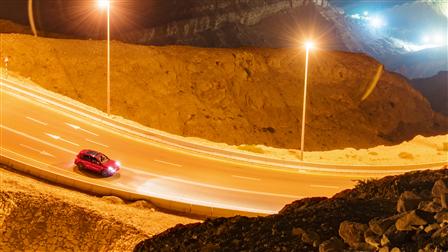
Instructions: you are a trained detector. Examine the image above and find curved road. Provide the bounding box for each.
[1,77,446,215]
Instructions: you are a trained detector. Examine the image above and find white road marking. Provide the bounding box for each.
[19,144,55,158]
[154,159,183,167]
[126,165,301,199]
[25,116,48,126]
[1,125,77,155]
[309,184,340,189]
[232,175,261,181]
[65,122,99,136]
[85,138,109,148]
[45,133,80,146]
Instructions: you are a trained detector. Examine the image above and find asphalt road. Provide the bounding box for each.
[1,77,445,215]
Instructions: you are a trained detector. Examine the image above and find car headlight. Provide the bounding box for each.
[108,166,115,172]
[115,161,121,167]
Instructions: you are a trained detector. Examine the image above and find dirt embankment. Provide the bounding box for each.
[0,167,197,251]
[1,34,447,151]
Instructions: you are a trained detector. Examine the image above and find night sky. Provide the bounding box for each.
[0,0,195,38]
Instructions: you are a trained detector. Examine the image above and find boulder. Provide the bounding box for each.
[434,210,448,223]
[418,201,443,213]
[424,223,440,233]
[129,200,156,209]
[101,196,125,204]
[291,227,305,238]
[378,247,390,252]
[352,242,376,251]
[441,193,448,209]
[381,225,408,247]
[431,180,448,198]
[396,191,422,213]
[431,225,448,240]
[303,230,321,247]
[395,210,432,231]
[292,227,320,246]
[364,229,381,249]
[369,214,403,236]
[338,221,369,248]
[318,237,345,252]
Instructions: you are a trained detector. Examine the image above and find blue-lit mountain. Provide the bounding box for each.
[118,0,447,78]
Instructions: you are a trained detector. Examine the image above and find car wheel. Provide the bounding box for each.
[101,169,110,177]
[77,163,85,170]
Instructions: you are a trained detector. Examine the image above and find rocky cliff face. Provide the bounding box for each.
[2,34,447,151]
[412,71,448,116]
[119,0,447,79]
[122,0,351,49]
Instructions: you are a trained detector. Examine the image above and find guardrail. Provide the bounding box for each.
[1,150,266,218]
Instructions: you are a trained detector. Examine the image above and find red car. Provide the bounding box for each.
[74,150,120,177]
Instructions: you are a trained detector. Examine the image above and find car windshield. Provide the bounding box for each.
[97,154,110,164]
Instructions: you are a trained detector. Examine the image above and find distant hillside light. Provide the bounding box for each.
[369,17,385,29]
[433,35,443,44]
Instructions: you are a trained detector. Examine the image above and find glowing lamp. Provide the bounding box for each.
[98,0,110,9]
[305,41,315,50]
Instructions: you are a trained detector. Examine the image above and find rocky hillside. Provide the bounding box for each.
[134,168,448,251]
[2,34,447,151]
[384,47,448,80]
[411,71,448,116]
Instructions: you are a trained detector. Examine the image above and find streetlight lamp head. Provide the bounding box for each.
[98,0,110,9]
[305,41,315,50]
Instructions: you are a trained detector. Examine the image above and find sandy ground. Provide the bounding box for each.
[183,134,448,165]
[232,134,448,165]
[0,166,198,251]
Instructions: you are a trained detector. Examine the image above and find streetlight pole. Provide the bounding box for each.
[106,2,111,115]
[299,41,314,161]
[98,0,111,115]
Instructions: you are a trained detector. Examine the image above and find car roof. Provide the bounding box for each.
[80,149,100,157]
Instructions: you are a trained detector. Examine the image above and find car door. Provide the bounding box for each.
[79,154,92,169]
[90,157,103,172]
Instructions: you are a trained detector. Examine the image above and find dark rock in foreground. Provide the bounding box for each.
[134,168,448,251]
